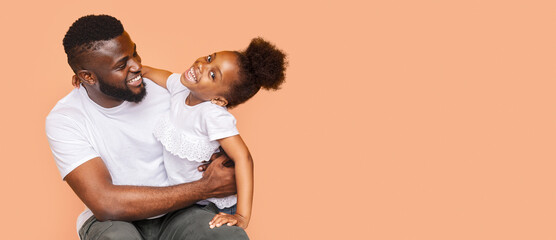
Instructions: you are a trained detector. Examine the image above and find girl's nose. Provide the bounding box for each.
[197,61,204,73]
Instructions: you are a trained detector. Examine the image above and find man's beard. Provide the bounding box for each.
[98,79,147,103]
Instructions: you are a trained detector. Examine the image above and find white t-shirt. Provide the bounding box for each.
[153,73,238,208]
[45,78,170,231]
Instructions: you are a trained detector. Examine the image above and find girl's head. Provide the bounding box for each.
[180,37,287,108]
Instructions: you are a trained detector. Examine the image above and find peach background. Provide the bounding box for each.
[1,0,555,239]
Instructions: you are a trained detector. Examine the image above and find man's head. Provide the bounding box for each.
[63,15,146,104]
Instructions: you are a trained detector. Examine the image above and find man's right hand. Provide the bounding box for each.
[65,155,238,221]
[199,152,237,199]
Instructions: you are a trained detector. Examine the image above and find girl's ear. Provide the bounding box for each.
[77,70,96,85]
[210,97,228,107]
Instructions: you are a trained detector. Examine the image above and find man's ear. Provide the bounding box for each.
[76,70,96,85]
[210,97,228,107]
[71,75,80,88]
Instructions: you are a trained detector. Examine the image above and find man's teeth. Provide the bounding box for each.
[128,75,141,83]
[188,68,197,82]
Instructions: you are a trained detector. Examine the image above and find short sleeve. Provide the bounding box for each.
[165,73,187,95]
[45,113,99,180]
[204,107,239,141]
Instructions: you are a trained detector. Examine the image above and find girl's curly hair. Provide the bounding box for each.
[225,37,288,108]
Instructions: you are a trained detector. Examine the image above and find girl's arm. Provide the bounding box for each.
[141,65,172,89]
[210,135,254,229]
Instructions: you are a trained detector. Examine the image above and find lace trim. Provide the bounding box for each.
[153,115,220,162]
[200,195,238,209]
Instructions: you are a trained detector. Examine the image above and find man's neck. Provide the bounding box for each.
[83,85,125,108]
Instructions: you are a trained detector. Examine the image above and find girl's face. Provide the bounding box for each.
[180,51,240,106]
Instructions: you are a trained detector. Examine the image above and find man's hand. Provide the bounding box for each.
[197,150,234,172]
[198,151,237,198]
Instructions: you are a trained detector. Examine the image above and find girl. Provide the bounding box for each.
[142,37,287,229]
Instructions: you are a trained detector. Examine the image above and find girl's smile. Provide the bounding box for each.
[184,66,198,83]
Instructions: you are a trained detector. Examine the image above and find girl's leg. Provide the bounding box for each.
[218,204,237,215]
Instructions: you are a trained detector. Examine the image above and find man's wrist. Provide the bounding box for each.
[193,178,212,199]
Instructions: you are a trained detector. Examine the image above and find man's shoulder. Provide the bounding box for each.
[46,80,170,126]
[45,88,90,137]
[47,88,86,121]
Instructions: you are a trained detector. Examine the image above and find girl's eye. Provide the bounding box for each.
[207,55,212,63]
[210,71,215,79]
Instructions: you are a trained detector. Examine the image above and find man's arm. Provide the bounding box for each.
[65,154,236,222]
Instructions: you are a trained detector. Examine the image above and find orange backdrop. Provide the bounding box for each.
[1,0,555,239]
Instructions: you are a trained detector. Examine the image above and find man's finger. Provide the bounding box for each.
[197,160,212,172]
[209,151,224,162]
[210,153,229,166]
[222,159,235,168]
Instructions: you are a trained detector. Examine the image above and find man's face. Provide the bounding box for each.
[86,31,146,103]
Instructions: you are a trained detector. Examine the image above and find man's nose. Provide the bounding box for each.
[129,58,142,72]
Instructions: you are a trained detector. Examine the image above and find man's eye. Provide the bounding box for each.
[210,71,215,79]
[207,55,212,63]
[117,64,126,70]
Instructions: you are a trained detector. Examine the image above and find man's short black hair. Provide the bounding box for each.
[63,14,124,71]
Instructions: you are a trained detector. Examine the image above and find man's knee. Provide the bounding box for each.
[202,225,249,240]
[160,205,249,240]
[80,219,141,240]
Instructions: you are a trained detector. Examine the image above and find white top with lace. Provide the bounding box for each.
[153,73,239,208]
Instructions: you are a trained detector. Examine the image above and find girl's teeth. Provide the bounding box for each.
[188,68,196,82]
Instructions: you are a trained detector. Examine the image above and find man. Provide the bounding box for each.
[46,14,249,239]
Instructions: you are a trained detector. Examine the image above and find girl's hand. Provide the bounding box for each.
[209,212,248,229]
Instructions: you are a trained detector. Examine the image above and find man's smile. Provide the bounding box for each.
[127,74,142,87]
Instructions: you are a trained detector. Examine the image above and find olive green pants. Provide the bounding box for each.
[78,204,248,240]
